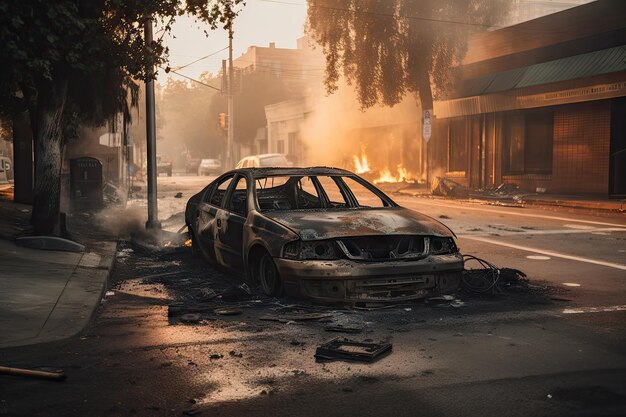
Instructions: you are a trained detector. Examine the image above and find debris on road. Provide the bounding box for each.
[260,312,334,322]
[214,307,242,316]
[0,365,66,381]
[180,313,202,324]
[461,255,529,295]
[174,192,183,198]
[324,324,363,334]
[198,287,217,301]
[315,338,392,362]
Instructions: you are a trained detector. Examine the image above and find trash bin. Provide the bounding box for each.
[70,157,103,210]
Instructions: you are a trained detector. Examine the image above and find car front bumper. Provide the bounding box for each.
[274,253,464,304]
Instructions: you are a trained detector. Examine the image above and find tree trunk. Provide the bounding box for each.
[12,111,34,204]
[416,70,433,111]
[31,80,68,235]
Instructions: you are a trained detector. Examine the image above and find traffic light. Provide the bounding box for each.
[218,112,226,129]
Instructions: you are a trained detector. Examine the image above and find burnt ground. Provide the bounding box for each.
[1,238,625,417]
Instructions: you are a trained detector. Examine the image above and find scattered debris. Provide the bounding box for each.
[180,313,202,324]
[209,354,223,360]
[198,288,217,301]
[229,350,243,358]
[174,192,183,199]
[0,365,66,381]
[105,291,115,297]
[260,312,334,322]
[324,324,363,334]
[315,338,392,363]
[432,177,469,198]
[220,284,252,301]
[214,307,242,316]
[462,255,529,295]
[438,215,451,219]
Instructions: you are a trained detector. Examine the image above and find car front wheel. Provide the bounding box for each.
[256,251,283,296]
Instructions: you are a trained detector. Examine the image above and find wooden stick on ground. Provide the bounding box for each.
[0,366,66,381]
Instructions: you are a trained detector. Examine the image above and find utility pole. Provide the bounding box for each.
[144,17,160,230]
[226,20,234,169]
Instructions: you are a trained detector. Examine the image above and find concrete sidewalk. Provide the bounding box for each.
[0,198,118,349]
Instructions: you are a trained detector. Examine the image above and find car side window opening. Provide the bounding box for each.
[209,175,233,207]
[227,176,248,217]
[341,177,388,208]
[315,176,349,208]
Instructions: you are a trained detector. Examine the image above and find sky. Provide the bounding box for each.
[159,0,308,84]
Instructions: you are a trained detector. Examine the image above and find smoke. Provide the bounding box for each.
[94,204,146,239]
[300,83,426,179]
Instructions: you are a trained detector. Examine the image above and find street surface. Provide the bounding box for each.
[1,174,625,417]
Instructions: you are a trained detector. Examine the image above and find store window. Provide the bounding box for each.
[448,118,467,173]
[504,110,553,175]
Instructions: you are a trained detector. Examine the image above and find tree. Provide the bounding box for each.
[0,0,242,235]
[305,0,510,111]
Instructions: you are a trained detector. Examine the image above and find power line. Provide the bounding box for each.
[260,0,499,29]
[171,46,229,71]
[164,68,223,91]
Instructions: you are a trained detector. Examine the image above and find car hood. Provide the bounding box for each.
[264,207,454,241]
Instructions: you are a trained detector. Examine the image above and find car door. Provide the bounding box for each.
[196,174,234,263]
[214,174,249,272]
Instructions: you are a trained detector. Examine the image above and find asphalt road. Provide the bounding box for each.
[1,174,625,417]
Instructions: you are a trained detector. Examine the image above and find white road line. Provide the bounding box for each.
[459,227,626,237]
[563,305,626,314]
[396,198,626,228]
[462,235,626,271]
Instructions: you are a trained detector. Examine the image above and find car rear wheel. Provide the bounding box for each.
[256,251,282,296]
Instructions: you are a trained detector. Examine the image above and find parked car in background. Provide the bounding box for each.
[156,155,172,177]
[0,156,13,182]
[235,153,291,169]
[185,167,462,304]
[198,159,222,176]
[185,158,201,174]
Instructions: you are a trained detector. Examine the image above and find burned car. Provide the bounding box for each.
[185,167,463,304]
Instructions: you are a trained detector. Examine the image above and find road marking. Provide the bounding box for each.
[397,198,626,228]
[563,305,626,314]
[463,235,626,271]
[562,283,581,287]
[460,227,626,237]
[527,255,551,260]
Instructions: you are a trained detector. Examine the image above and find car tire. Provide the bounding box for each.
[256,251,283,296]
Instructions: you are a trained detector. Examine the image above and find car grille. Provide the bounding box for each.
[336,235,428,261]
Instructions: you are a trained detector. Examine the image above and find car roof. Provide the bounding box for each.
[225,166,354,178]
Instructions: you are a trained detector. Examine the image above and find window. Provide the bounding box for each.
[208,175,233,206]
[316,176,348,208]
[524,111,553,174]
[504,110,553,175]
[227,176,248,216]
[448,118,467,173]
[342,177,387,208]
[277,140,285,154]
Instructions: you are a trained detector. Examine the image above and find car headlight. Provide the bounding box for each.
[429,237,457,255]
[282,240,340,260]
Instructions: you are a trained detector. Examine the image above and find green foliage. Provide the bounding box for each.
[0,0,244,125]
[306,0,510,109]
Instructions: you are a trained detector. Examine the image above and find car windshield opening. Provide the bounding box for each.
[255,175,390,211]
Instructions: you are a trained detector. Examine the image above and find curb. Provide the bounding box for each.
[395,189,625,213]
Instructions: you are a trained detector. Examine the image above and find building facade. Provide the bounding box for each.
[431,0,626,197]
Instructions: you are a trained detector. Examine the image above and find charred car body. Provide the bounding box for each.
[185,167,463,304]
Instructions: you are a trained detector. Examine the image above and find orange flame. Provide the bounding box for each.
[353,149,370,174]
[374,164,416,184]
[184,239,192,247]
